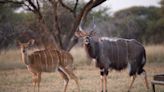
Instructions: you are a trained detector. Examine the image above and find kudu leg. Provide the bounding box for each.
[128,75,136,92]
[100,69,108,92]
[58,68,69,92]
[68,72,80,92]
[37,73,41,92]
[33,79,36,92]
[100,75,104,92]
[104,75,107,92]
[142,71,149,89]
[32,73,37,92]
[60,67,80,92]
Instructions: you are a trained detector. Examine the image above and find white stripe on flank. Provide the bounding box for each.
[125,41,129,61]
[64,54,67,65]
[37,53,42,71]
[43,51,48,71]
[38,53,42,71]
[54,50,59,71]
[49,50,54,71]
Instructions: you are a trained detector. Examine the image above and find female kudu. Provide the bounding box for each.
[19,39,80,92]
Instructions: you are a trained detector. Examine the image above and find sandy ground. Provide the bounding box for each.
[0,63,164,92]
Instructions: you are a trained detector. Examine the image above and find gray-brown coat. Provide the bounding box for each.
[75,30,149,92]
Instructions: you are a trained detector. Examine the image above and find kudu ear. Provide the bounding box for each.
[27,39,35,46]
[75,31,88,38]
[90,31,96,36]
[75,31,82,37]
[16,40,22,47]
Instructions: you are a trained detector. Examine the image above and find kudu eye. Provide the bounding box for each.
[23,49,25,53]
[84,36,90,44]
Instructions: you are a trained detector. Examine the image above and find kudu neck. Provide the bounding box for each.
[84,39,98,59]
[21,50,30,65]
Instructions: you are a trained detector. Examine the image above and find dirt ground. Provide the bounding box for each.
[0,63,164,92]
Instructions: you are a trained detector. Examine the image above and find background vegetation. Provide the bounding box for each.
[0,0,164,51]
[0,0,164,92]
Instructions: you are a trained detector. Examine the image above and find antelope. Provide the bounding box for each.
[18,39,80,92]
[75,24,149,92]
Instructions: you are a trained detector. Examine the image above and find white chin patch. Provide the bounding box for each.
[84,41,89,44]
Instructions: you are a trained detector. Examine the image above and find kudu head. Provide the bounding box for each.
[75,21,96,45]
[18,39,35,54]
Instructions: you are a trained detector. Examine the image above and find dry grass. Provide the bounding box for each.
[0,50,26,70]
[0,64,164,92]
[70,47,93,67]
[146,44,164,63]
[0,45,164,92]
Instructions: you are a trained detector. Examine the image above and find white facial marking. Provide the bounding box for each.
[100,76,103,79]
[84,36,90,44]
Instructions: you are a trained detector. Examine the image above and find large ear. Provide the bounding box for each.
[75,31,88,38]
[89,31,96,36]
[75,31,82,37]
[16,40,22,47]
[27,39,35,46]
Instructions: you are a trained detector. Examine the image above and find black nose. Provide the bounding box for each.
[23,50,25,53]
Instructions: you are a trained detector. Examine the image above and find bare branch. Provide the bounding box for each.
[73,0,79,17]
[26,0,38,12]
[36,0,40,11]
[64,0,107,51]
[73,0,78,11]
[0,0,108,51]
[58,0,74,13]
[48,0,61,33]
[23,2,35,11]
[0,0,39,12]
[53,1,63,48]
[0,0,24,4]
[23,0,43,20]
[80,0,107,23]
[23,0,58,49]
[92,0,107,8]
[54,4,61,35]
[48,0,63,49]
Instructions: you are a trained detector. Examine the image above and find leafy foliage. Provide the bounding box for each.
[0,0,164,51]
[93,5,164,44]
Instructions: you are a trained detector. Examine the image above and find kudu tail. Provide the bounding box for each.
[137,49,146,75]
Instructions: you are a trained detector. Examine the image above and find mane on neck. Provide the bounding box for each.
[84,40,98,59]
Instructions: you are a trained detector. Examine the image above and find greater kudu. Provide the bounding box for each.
[75,25,149,92]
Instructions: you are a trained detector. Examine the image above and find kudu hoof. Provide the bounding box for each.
[127,90,131,92]
[101,90,107,92]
